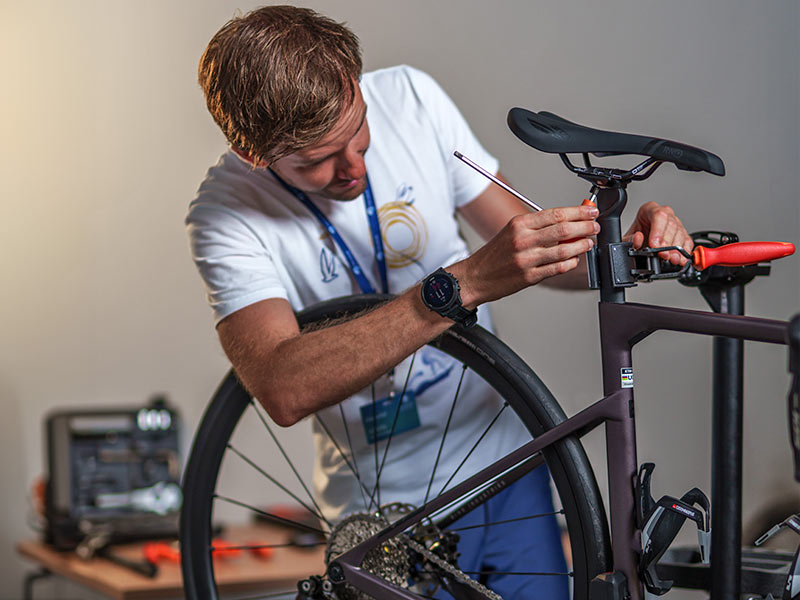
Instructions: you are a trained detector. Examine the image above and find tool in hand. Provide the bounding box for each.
[454,149,597,211]
[453,151,543,211]
[454,150,597,244]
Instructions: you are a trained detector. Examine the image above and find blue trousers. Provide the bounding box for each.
[438,466,569,600]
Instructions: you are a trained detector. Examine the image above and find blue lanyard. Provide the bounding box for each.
[269,170,388,295]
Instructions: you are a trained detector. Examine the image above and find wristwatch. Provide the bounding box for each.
[420,268,478,328]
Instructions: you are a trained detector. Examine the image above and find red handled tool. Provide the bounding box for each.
[143,541,180,564]
[692,241,795,270]
[142,538,256,567]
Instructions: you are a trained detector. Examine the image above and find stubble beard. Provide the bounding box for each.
[324,176,368,202]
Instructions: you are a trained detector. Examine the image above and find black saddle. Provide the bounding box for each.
[508,108,725,176]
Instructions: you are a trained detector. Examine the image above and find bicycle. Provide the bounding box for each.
[180,108,800,600]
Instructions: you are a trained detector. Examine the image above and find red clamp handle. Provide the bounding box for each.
[693,241,795,270]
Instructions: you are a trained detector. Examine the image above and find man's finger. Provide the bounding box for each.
[538,237,595,265]
[529,205,599,229]
[536,220,599,246]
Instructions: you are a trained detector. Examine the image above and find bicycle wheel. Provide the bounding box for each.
[181,294,611,600]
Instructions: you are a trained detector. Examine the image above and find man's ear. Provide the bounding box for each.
[231,146,269,168]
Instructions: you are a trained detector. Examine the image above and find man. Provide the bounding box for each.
[187,6,693,599]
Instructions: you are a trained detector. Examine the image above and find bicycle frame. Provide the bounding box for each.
[329,184,793,600]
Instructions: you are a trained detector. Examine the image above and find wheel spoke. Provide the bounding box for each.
[314,413,380,510]
[226,443,330,527]
[462,571,573,577]
[447,511,564,532]
[249,400,327,523]
[213,494,326,535]
[436,402,509,497]
[225,589,302,600]
[371,380,381,510]
[424,363,467,505]
[338,402,370,512]
[372,353,417,502]
[210,541,326,551]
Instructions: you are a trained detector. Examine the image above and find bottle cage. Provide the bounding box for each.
[635,463,711,596]
[755,512,800,600]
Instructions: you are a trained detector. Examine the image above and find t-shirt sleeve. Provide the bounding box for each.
[186,202,289,325]
[403,66,499,208]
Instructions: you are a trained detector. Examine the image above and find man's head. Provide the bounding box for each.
[199,5,363,167]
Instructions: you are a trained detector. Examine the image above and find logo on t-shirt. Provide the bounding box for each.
[408,347,454,397]
[319,247,339,283]
[379,183,429,270]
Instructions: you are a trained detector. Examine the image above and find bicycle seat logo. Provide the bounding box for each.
[660,144,684,160]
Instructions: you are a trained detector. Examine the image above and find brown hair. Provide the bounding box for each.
[198,5,362,165]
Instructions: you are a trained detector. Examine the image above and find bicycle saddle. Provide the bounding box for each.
[508,108,725,176]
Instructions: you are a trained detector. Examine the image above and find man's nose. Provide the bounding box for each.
[336,148,366,181]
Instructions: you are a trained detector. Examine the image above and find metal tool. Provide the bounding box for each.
[453,150,543,211]
[76,523,158,578]
[94,481,182,515]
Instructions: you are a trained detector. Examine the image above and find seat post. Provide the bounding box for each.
[595,184,628,304]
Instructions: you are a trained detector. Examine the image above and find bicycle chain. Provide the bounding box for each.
[324,502,501,600]
[405,535,501,600]
[380,502,500,600]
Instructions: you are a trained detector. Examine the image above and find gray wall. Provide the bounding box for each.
[1,0,798,596]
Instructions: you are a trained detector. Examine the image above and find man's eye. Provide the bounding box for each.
[300,159,325,169]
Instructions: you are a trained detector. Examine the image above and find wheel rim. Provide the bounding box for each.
[180,294,610,600]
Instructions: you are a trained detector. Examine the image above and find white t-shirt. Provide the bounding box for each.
[187,65,529,521]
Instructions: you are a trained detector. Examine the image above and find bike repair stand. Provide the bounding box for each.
[685,232,771,600]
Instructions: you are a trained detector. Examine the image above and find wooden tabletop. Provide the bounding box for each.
[17,523,326,600]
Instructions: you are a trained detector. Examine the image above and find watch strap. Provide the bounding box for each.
[443,303,478,328]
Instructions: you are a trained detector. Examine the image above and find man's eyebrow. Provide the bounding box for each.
[301,104,368,163]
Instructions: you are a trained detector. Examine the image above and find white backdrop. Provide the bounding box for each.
[1,1,798,597]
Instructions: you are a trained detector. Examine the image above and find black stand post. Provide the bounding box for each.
[23,568,52,600]
[700,282,744,600]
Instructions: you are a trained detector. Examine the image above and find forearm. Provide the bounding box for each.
[223,205,598,427]
[227,286,453,427]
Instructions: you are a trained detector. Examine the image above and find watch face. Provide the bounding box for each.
[423,274,455,309]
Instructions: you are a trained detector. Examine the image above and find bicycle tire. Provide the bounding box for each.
[181,294,612,600]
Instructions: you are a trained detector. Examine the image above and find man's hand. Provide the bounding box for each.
[452,204,600,306]
[623,201,694,265]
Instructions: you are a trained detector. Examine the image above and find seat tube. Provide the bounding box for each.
[595,185,627,304]
[596,185,642,600]
[602,338,641,600]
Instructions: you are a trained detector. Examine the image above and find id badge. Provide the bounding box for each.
[360,391,421,444]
